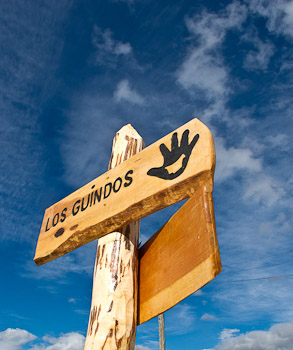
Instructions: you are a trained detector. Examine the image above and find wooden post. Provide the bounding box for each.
[158,313,165,350]
[84,125,144,350]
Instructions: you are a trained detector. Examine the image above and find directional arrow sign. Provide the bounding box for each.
[34,118,215,266]
[138,182,221,324]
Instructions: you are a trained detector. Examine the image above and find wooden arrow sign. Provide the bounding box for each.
[34,118,215,266]
[138,181,221,324]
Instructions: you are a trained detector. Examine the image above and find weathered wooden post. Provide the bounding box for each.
[84,125,144,350]
[158,313,165,350]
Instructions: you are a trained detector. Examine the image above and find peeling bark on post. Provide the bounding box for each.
[84,125,144,350]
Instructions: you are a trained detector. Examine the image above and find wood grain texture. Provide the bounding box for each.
[158,314,165,350]
[34,118,215,266]
[138,180,222,325]
[84,124,144,350]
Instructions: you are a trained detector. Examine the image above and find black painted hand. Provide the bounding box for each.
[147,129,199,180]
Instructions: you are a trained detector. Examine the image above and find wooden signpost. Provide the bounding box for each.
[34,117,221,350]
[84,125,144,349]
[34,118,215,266]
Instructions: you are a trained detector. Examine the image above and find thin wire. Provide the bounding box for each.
[221,260,293,275]
[221,250,293,268]
[212,273,293,284]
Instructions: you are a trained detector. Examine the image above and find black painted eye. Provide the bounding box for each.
[147,129,199,180]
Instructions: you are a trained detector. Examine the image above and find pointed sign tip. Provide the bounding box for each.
[117,123,142,140]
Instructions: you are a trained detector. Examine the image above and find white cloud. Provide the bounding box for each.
[208,322,293,350]
[215,134,286,208]
[31,333,85,350]
[0,328,36,350]
[176,0,293,127]
[114,42,132,55]
[93,27,132,56]
[138,340,159,350]
[177,1,247,122]
[177,48,228,100]
[23,241,96,280]
[248,0,293,39]
[266,133,289,149]
[74,309,88,316]
[166,303,196,335]
[193,289,204,296]
[0,329,85,350]
[92,26,132,66]
[201,133,285,208]
[200,313,218,321]
[135,346,152,350]
[215,136,262,182]
[219,328,240,342]
[243,31,275,71]
[244,175,285,206]
[257,213,291,237]
[114,79,144,104]
[185,2,247,51]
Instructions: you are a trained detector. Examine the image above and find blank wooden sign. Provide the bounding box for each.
[138,182,221,324]
[34,118,215,266]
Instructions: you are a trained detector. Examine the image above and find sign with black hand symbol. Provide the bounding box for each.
[147,130,199,180]
[34,118,215,266]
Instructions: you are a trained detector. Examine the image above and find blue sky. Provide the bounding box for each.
[0,0,293,349]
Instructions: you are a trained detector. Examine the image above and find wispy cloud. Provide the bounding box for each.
[193,290,204,296]
[114,79,145,104]
[92,26,133,67]
[9,314,31,321]
[210,258,293,322]
[242,29,275,71]
[248,0,293,39]
[0,0,71,242]
[214,132,286,207]
[165,303,196,335]
[243,174,285,206]
[59,91,125,188]
[23,241,96,280]
[215,136,262,182]
[258,212,291,236]
[219,328,240,342]
[177,1,247,122]
[74,309,89,316]
[135,346,152,350]
[200,313,218,321]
